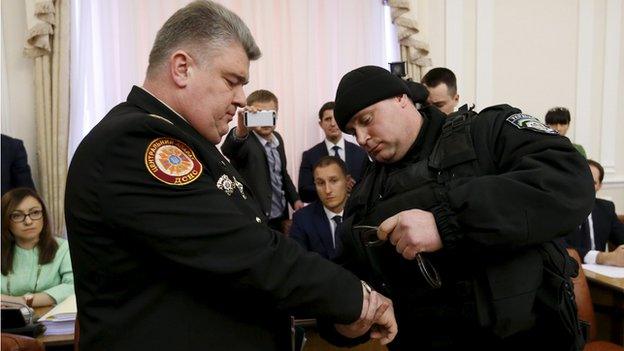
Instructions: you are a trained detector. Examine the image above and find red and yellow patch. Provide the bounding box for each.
[145,138,203,186]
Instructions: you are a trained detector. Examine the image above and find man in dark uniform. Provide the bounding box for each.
[64,3,396,351]
[327,66,594,350]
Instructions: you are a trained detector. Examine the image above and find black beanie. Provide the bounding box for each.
[334,65,412,132]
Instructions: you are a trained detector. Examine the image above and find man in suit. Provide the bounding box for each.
[421,67,459,115]
[565,159,624,266]
[298,102,368,203]
[65,2,396,350]
[1,134,36,196]
[291,156,348,260]
[222,89,304,232]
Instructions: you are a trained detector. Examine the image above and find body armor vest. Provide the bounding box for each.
[343,105,583,349]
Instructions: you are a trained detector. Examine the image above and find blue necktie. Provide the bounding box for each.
[332,145,341,158]
[331,215,342,248]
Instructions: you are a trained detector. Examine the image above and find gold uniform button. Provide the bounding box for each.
[255,217,261,223]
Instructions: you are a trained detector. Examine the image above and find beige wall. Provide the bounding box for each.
[1,0,39,188]
[425,0,624,210]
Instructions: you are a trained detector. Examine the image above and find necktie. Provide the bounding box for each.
[332,145,341,158]
[332,215,342,248]
[264,141,285,218]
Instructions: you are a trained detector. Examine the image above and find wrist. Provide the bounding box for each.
[360,280,372,318]
[361,280,372,294]
[234,126,249,139]
[23,293,34,307]
[596,251,609,265]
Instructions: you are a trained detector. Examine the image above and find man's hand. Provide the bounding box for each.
[346,175,356,193]
[235,106,260,138]
[293,200,305,211]
[334,287,397,345]
[597,245,624,267]
[378,209,443,260]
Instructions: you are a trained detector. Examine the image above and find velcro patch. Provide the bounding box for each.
[506,113,558,135]
[145,137,203,185]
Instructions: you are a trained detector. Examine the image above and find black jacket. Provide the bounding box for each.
[290,200,340,260]
[221,128,299,218]
[565,198,624,258]
[65,86,363,351]
[335,105,594,350]
[1,134,35,195]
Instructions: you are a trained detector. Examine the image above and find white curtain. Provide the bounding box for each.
[69,0,399,184]
[24,0,71,237]
[387,0,431,80]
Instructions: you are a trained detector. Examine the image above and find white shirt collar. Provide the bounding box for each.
[323,206,344,221]
[324,137,345,154]
[137,86,190,125]
[253,131,279,147]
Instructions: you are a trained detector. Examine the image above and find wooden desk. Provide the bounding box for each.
[33,306,75,347]
[583,268,624,345]
[294,319,387,351]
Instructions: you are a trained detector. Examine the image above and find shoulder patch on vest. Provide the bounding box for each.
[145,137,203,185]
[506,113,558,135]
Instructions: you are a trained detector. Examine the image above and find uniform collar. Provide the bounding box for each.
[126,86,207,143]
[386,105,446,170]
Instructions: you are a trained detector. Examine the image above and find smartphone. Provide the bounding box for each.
[244,110,276,127]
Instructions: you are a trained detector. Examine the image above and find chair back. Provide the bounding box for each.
[0,333,44,351]
[568,248,624,350]
[566,248,597,341]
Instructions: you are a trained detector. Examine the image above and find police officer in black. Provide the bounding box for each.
[64,3,396,350]
[329,66,594,350]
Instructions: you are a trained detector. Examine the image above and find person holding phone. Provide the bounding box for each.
[222,89,304,233]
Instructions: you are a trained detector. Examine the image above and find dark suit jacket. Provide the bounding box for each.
[1,134,35,196]
[290,201,341,260]
[221,129,299,218]
[298,140,368,203]
[565,198,624,259]
[65,86,362,351]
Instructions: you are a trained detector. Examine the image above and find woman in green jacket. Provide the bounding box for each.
[1,187,74,307]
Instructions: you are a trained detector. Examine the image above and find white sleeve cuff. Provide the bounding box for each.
[583,250,599,264]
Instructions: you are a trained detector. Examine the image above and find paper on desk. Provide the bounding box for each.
[582,264,624,278]
[38,294,77,335]
[39,294,76,321]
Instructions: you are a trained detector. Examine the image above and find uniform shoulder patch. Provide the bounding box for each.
[506,113,558,135]
[145,137,203,185]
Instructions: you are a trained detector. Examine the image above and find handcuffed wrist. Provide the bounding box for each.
[361,280,373,294]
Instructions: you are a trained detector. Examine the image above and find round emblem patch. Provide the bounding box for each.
[145,138,203,185]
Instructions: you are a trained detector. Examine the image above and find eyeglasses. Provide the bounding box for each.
[9,210,43,223]
[352,225,442,289]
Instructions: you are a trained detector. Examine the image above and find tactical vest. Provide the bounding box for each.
[344,105,584,349]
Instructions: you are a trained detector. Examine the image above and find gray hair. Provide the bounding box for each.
[147,0,261,76]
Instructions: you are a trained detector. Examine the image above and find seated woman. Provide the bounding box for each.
[1,187,74,307]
